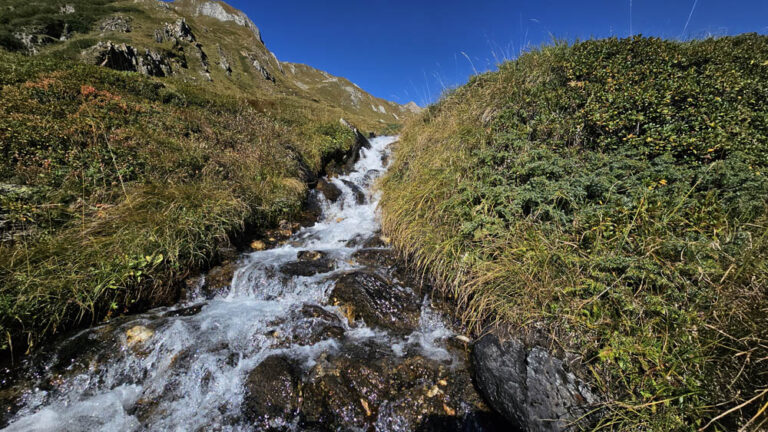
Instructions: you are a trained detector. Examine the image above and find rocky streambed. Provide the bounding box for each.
[0,136,513,431]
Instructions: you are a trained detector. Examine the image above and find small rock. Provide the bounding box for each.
[297,250,324,261]
[251,240,266,251]
[280,257,335,277]
[125,326,154,347]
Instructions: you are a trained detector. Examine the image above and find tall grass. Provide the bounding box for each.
[0,49,362,354]
[381,35,768,430]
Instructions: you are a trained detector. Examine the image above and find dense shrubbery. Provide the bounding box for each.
[382,35,768,430]
[0,50,359,353]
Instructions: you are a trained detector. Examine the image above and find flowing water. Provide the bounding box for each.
[0,136,505,431]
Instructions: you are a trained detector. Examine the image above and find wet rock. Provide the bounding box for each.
[362,234,390,248]
[363,169,382,185]
[296,342,498,431]
[163,303,205,318]
[279,255,335,277]
[125,325,154,347]
[352,248,397,269]
[100,16,132,33]
[203,261,238,296]
[315,178,341,203]
[297,192,324,227]
[265,304,346,346]
[251,240,266,251]
[243,355,302,428]
[329,270,420,334]
[472,332,599,432]
[341,179,366,204]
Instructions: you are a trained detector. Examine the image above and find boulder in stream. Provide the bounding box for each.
[472,331,600,432]
[315,178,342,203]
[243,355,302,429]
[328,270,420,334]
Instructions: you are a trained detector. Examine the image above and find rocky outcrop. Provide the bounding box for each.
[217,45,232,75]
[155,19,195,43]
[404,101,423,113]
[59,4,75,15]
[250,58,274,82]
[100,16,133,33]
[82,41,172,77]
[472,332,600,432]
[12,29,56,55]
[176,0,263,43]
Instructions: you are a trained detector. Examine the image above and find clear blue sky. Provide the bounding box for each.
[223,1,767,105]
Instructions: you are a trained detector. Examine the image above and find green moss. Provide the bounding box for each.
[382,35,768,430]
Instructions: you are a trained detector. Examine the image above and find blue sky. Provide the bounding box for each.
[223,1,767,105]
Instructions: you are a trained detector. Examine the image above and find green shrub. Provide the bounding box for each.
[382,34,768,430]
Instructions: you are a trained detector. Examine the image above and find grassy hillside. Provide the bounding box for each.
[381,34,768,430]
[0,0,411,355]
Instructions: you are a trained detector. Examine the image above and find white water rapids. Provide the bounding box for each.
[1,136,480,431]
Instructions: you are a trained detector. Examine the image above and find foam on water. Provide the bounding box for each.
[2,136,461,432]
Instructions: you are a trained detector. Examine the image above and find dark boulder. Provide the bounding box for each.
[315,178,342,203]
[243,355,302,429]
[472,333,599,432]
[328,270,420,334]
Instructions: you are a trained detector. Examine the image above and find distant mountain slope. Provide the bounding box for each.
[1,0,420,126]
[284,62,421,123]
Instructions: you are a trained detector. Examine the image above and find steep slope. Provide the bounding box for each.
[284,62,421,125]
[0,0,412,355]
[381,35,768,430]
[1,0,416,128]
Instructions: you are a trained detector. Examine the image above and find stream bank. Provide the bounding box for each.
[0,136,511,431]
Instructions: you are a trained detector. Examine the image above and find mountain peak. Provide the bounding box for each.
[170,0,262,43]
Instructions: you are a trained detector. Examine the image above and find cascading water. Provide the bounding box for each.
[1,136,506,431]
